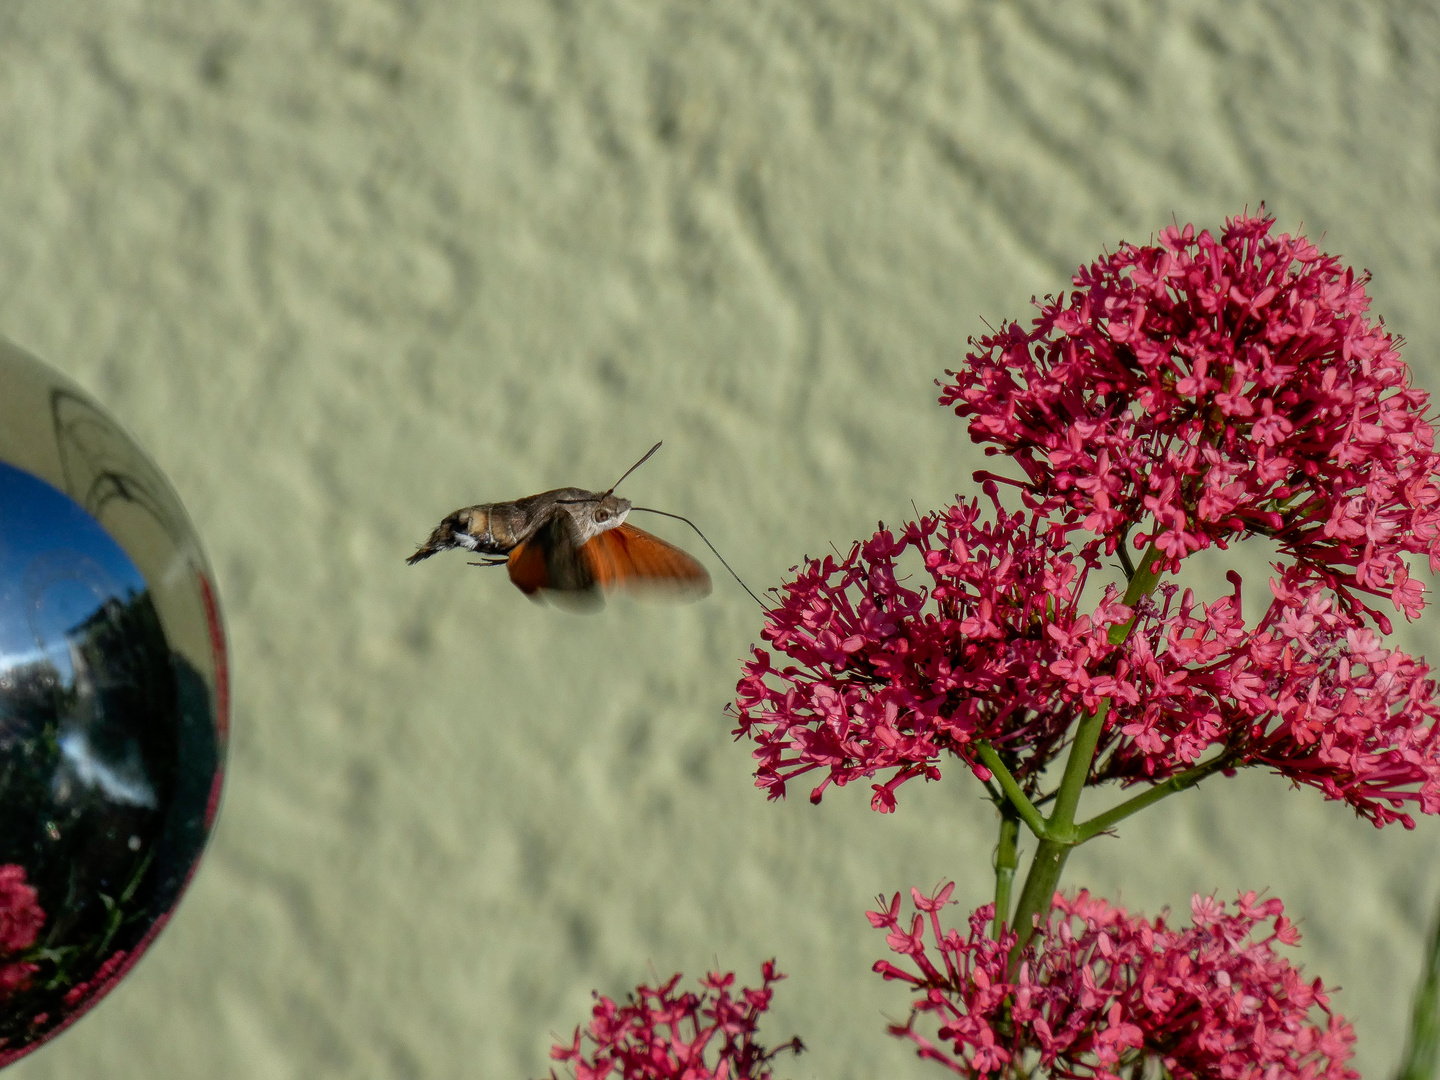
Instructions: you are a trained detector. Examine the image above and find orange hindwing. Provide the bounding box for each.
[578,522,711,598]
[505,539,550,595]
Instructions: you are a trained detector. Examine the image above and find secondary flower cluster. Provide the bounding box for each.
[734,489,1116,812]
[735,486,1440,824]
[1094,568,1440,826]
[548,962,802,1080]
[0,866,42,997]
[870,883,1355,1080]
[940,211,1440,631]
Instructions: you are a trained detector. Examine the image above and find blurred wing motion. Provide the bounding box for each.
[506,518,710,607]
[504,539,551,596]
[581,522,711,599]
[505,513,593,599]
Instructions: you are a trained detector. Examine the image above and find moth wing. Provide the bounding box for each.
[504,539,549,599]
[506,510,605,611]
[579,522,711,600]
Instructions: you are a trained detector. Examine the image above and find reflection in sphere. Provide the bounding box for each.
[0,339,227,1066]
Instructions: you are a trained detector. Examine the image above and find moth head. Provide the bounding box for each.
[570,492,631,542]
[590,493,632,529]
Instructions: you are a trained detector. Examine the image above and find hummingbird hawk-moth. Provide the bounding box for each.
[407,442,716,609]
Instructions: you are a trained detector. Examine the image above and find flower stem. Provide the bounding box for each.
[1052,538,1163,831]
[1005,707,1108,969]
[975,741,1048,839]
[1074,753,1233,842]
[1006,539,1167,972]
[992,808,1020,939]
[1110,540,1166,646]
[1047,700,1111,839]
[1396,888,1440,1080]
[1006,838,1071,972]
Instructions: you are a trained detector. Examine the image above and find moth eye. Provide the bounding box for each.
[594,509,611,523]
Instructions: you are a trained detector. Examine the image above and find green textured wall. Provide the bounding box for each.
[1,3,1438,1077]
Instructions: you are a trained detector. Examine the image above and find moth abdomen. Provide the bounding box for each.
[406,504,519,564]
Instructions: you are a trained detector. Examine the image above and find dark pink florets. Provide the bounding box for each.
[870,883,1356,1080]
[735,489,1440,823]
[941,210,1440,632]
[0,866,42,957]
[735,211,1440,824]
[0,865,42,997]
[62,949,128,1008]
[734,490,1120,812]
[548,962,802,1080]
[1095,566,1440,827]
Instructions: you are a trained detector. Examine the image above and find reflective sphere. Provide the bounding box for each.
[0,339,227,1066]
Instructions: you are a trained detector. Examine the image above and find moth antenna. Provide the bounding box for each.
[605,441,664,495]
[631,506,768,610]
[554,441,667,508]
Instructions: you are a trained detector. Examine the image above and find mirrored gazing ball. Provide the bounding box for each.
[0,338,227,1066]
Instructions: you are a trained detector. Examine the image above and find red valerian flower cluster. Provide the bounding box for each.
[735,486,1440,824]
[0,865,43,997]
[940,211,1440,632]
[734,489,1118,812]
[870,883,1356,1080]
[1094,568,1440,826]
[548,962,803,1080]
[734,211,1440,825]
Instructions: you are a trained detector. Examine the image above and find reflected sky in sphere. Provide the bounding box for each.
[0,461,150,683]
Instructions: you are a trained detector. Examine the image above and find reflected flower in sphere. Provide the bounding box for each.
[0,866,42,998]
[869,883,1356,1080]
[941,210,1440,632]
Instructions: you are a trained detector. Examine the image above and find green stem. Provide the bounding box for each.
[1397,888,1440,1080]
[1006,838,1071,971]
[1005,539,1167,971]
[1074,754,1232,842]
[992,809,1020,939]
[1004,701,1103,969]
[1004,699,1104,969]
[1052,539,1163,832]
[1109,540,1166,646]
[1052,539,1166,833]
[1047,700,1110,839]
[975,741,1048,839]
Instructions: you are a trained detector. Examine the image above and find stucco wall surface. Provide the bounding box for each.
[1,2,1439,1078]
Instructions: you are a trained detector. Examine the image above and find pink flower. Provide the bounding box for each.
[735,485,1440,823]
[548,962,803,1080]
[0,961,36,999]
[870,884,1356,1080]
[940,210,1440,632]
[0,865,44,999]
[733,488,1123,811]
[62,949,128,1008]
[1095,568,1440,827]
[0,866,42,956]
